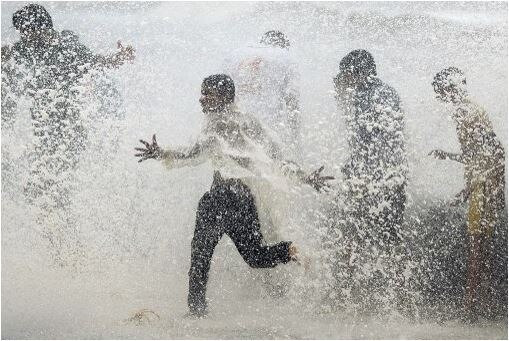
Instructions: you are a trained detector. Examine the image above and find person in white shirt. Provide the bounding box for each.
[225,30,301,162]
[135,74,332,317]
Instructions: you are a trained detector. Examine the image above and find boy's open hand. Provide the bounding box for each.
[305,166,335,192]
[116,40,135,63]
[428,149,448,160]
[135,134,163,162]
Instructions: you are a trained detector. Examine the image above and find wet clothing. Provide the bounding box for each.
[161,105,308,233]
[325,76,408,314]
[1,28,124,267]
[335,77,408,246]
[159,104,306,314]
[188,173,292,314]
[3,29,103,135]
[8,30,99,87]
[2,29,118,208]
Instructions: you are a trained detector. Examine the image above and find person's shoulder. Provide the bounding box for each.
[378,79,399,98]
[239,109,266,132]
[8,40,31,63]
[10,39,27,54]
[460,99,489,122]
[372,78,401,107]
[60,30,80,42]
[58,30,84,49]
[58,30,95,61]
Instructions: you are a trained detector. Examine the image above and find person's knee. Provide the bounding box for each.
[243,249,273,268]
[246,257,266,268]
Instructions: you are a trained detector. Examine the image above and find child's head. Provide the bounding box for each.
[13,4,53,39]
[335,49,377,91]
[260,30,290,49]
[200,74,235,114]
[432,67,468,104]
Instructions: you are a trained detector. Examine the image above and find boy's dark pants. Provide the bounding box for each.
[188,177,292,314]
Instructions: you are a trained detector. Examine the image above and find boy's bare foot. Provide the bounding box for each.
[289,243,311,271]
[289,243,299,261]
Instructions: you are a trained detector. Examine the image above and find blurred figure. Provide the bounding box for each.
[135,74,333,317]
[225,30,301,162]
[1,3,135,266]
[224,30,303,297]
[429,66,506,322]
[328,49,408,313]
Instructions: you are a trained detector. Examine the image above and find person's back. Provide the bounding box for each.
[327,50,409,315]
[10,30,97,90]
[1,3,135,267]
[333,50,408,245]
[340,77,406,184]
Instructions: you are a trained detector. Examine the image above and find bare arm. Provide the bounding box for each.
[134,134,209,169]
[429,150,464,164]
[93,41,135,69]
[60,30,135,70]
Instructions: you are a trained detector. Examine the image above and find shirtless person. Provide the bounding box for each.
[429,66,506,321]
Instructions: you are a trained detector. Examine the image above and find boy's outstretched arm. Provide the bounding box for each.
[94,41,135,69]
[280,161,335,192]
[135,134,209,169]
[135,134,164,162]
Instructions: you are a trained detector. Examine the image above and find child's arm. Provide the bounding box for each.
[242,115,334,191]
[429,150,464,163]
[135,134,210,169]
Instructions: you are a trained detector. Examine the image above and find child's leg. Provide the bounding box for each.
[227,192,292,268]
[466,233,482,316]
[465,182,484,318]
[188,192,223,315]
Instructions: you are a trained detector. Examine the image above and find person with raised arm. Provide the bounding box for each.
[135,74,333,317]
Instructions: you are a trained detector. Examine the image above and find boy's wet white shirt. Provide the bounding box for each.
[1,1,507,339]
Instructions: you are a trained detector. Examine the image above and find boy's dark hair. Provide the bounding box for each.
[13,4,53,33]
[432,67,466,91]
[202,74,235,104]
[339,49,377,77]
[260,30,290,49]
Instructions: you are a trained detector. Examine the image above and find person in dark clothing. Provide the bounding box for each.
[2,3,134,206]
[327,49,408,314]
[1,4,134,266]
[332,49,408,247]
[135,74,333,316]
[188,173,294,315]
[5,4,133,71]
